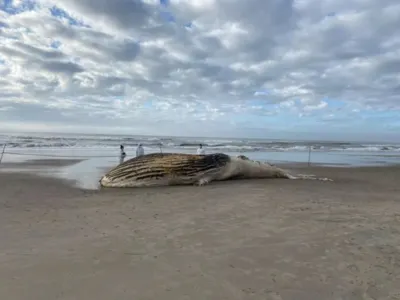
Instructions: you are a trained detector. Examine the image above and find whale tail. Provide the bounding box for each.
[287,173,333,181]
[231,156,333,182]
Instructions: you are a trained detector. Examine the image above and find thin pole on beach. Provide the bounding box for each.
[308,146,312,167]
[0,143,6,165]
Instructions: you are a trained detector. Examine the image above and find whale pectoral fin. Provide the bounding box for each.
[196,177,211,186]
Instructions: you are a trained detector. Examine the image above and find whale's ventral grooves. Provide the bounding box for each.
[101,153,231,185]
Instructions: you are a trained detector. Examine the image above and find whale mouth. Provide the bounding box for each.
[99,175,111,187]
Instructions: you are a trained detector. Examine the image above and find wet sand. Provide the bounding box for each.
[0,158,84,168]
[1,160,400,299]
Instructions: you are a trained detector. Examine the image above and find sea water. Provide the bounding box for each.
[1,132,399,189]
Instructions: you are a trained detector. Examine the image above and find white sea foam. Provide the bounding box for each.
[1,133,399,153]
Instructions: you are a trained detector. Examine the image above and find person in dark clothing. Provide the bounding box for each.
[120,145,126,164]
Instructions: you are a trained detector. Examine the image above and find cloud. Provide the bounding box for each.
[0,0,400,141]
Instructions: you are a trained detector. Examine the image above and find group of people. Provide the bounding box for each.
[119,143,145,163]
[119,143,206,164]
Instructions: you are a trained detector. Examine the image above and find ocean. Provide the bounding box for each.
[1,132,399,190]
[1,132,399,166]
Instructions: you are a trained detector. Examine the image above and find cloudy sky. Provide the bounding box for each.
[0,0,399,141]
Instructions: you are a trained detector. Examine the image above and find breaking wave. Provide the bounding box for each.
[1,133,399,153]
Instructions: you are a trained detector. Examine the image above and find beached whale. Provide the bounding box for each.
[99,152,332,188]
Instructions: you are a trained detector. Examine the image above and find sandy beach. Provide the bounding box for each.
[1,160,400,300]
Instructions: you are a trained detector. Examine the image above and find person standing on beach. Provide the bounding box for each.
[197,144,205,155]
[120,145,126,164]
[136,143,144,157]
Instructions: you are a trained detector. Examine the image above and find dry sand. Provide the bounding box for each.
[1,160,400,300]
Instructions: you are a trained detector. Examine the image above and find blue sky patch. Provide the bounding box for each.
[49,6,89,27]
[159,11,175,23]
[0,0,36,15]
[359,109,400,119]
[254,89,269,96]
[50,40,62,49]
[323,98,345,109]
[248,99,276,108]
[160,0,169,7]
[143,100,153,109]
[184,22,193,29]
[0,21,9,28]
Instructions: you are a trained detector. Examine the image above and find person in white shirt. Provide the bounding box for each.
[136,143,144,157]
[196,144,205,155]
